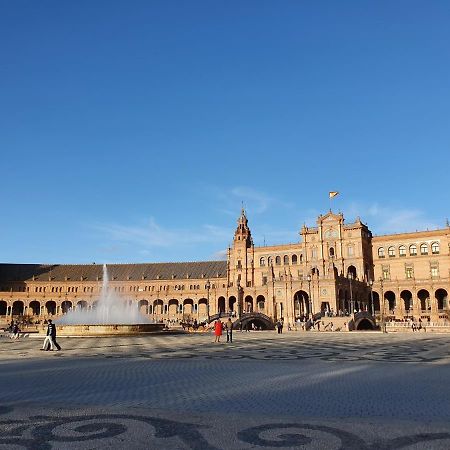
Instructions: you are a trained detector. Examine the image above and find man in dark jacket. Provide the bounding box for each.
[50,320,61,351]
[41,319,61,351]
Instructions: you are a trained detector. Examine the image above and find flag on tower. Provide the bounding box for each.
[329,191,339,199]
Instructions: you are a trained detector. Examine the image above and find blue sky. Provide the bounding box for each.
[1,1,449,264]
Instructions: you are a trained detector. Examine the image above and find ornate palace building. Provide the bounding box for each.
[1,209,449,329]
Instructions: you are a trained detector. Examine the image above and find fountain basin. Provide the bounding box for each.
[43,323,166,336]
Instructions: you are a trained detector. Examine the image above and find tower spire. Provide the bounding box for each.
[234,208,252,247]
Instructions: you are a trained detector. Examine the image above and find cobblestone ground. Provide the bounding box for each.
[1,331,450,449]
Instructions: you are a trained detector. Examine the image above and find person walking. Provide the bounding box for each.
[41,319,61,351]
[51,320,62,351]
[225,318,233,343]
[41,320,55,351]
[214,319,223,343]
[11,322,20,340]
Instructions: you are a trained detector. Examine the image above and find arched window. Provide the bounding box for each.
[431,242,440,254]
[399,245,406,257]
[260,257,265,267]
[275,256,281,265]
[409,244,417,256]
[388,246,395,257]
[329,247,335,257]
[378,247,385,258]
[268,256,273,265]
[299,254,303,263]
[283,255,289,265]
[292,255,298,264]
[420,243,428,255]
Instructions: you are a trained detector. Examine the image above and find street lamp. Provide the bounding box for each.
[307,274,313,318]
[348,272,354,315]
[369,280,374,316]
[237,279,242,319]
[205,280,211,322]
[379,277,386,333]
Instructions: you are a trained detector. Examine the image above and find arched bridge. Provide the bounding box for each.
[353,311,377,330]
[207,312,275,330]
[234,313,275,330]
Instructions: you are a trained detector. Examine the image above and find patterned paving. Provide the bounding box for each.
[2,331,450,448]
[2,330,450,363]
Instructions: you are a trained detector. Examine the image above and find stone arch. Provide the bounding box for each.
[217,296,226,313]
[77,300,88,310]
[183,298,194,316]
[153,299,164,316]
[418,289,430,311]
[372,291,380,311]
[256,295,265,312]
[0,300,8,315]
[293,290,309,317]
[29,300,40,316]
[347,265,357,279]
[356,318,375,330]
[12,301,24,316]
[228,296,236,312]
[198,298,208,318]
[138,299,149,315]
[168,298,179,317]
[400,290,413,312]
[45,300,56,315]
[238,313,275,331]
[61,300,72,314]
[385,291,396,312]
[244,295,253,313]
[435,289,448,310]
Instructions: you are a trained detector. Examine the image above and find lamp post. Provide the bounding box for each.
[237,279,242,319]
[379,277,386,333]
[307,274,313,319]
[348,272,354,316]
[369,280,374,316]
[205,280,211,322]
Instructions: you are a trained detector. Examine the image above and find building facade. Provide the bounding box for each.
[1,209,449,328]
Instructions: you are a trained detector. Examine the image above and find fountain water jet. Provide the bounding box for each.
[52,264,164,335]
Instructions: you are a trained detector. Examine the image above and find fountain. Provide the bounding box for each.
[51,264,165,336]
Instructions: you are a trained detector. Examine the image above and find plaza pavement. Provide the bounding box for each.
[1,331,450,449]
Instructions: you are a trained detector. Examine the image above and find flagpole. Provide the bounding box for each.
[329,191,339,212]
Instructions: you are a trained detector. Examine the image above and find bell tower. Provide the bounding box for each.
[233,208,252,248]
[229,208,254,298]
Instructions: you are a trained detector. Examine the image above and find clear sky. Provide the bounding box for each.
[1,1,449,264]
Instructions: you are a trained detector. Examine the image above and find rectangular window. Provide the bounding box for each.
[382,266,390,280]
[405,267,414,279]
[348,246,354,256]
[262,275,268,286]
[431,267,439,278]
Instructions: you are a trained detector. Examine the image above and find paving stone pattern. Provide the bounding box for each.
[1,331,450,449]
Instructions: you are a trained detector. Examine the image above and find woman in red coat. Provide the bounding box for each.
[214,319,223,343]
